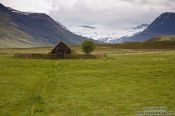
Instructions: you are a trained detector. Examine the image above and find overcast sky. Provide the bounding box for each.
[1,0,175,30]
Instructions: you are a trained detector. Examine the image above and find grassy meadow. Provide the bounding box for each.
[0,45,175,116]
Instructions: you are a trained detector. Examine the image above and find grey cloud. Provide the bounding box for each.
[49,0,175,29]
[1,0,175,30]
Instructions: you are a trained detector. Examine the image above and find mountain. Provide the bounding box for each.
[0,3,95,48]
[108,24,148,43]
[69,24,148,43]
[113,12,175,43]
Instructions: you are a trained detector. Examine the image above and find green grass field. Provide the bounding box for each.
[0,47,175,116]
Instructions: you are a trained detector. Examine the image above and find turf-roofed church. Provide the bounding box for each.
[51,41,72,57]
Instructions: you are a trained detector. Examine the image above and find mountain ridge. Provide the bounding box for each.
[0,3,97,48]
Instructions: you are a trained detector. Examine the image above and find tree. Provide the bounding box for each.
[81,40,95,55]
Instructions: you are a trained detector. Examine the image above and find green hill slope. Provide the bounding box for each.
[104,36,175,49]
[147,36,175,42]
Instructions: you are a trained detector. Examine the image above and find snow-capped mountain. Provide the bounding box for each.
[112,12,175,43]
[68,24,149,43]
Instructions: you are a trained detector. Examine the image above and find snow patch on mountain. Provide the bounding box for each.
[11,10,31,15]
[68,24,149,43]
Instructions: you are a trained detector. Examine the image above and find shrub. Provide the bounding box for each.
[81,40,96,55]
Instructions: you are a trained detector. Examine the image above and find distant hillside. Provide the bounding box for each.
[0,3,97,48]
[102,35,175,49]
[114,12,175,43]
[147,36,175,42]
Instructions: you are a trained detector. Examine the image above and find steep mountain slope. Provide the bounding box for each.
[0,10,46,48]
[114,12,175,43]
[69,24,148,43]
[0,3,93,48]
